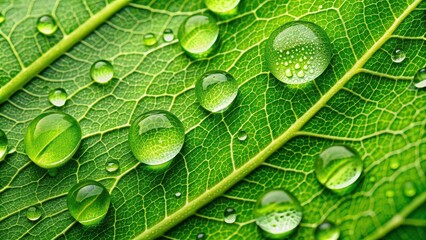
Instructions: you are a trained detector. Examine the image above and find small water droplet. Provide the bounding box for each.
[390,159,399,169]
[297,70,305,78]
[369,176,376,183]
[162,28,174,42]
[26,206,42,221]
[315,220,340,240]
[237,130,247,141]
[48,88,67,107]
[385,190,395,198]
[284,62,289,66]
[295,63,301,69]
[315,145,363,194]
[318,5,323,9]
[143,33,157,46]
[90,60,114,84]
[175,192,182,198]
[105,159,119,173]
[391,48,405,63]
[224,207,237,224]
[285,69,293,77]
[37,15,58,36]
[403,181,416,197]
[197,233,206,239]
[303,65,308,70]
[0,13,5,25]
[413,67,426,88]
[0,129,8,161]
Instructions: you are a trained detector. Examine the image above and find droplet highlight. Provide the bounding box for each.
[26,206,42,221]
[143,33,157,46]
[37,15,58,36]
[163,28,174,42]
[129,110,185,165]
[391,48,405,63]
[315,221,340,240]
[413,67,426,89]
[48,88,67,107]
[0,129,8,161]
[224,207,237,224]
[67,180,111,226]
[195,70,238,113]
[90,60,114,84]
[24,112,82,169]
[254,189,302,239]
[105,159,119,173]
[315,145,363,194]
[265,21,332,84]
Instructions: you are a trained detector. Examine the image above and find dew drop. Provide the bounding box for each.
[175,192,182,198]
[48,88,67,107]
[37,15,58,36]
[224,207,237,224]
[385,190,395,198]
[24,112,82,169]
[26,206,42,221]
[315,145,363,194]
[67,180,111,226]
[297,70,305,78]
[197,233,206,239]
[369,176,376,183]
[403,181,416,197]
[105,159,119,173]
[0,129,8,161]
[178,14,219,59]
[413,67,426,89]
[90,60,114,84]
[390,158,399,170]
[391,48,405,63]
[143,33,157,46]
[204,0,240,17]
[315,220,340,240]
[285,69,293,77]
[284,61,289,66]
[195,70,238,113]
[163,28,174,42]
[237,130,247,141]
[0,13,5,25]
[129,110,185,165]
[265,21,332,84]
[254,189,302,239]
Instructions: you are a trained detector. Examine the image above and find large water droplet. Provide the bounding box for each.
[391,48,405,63]
[315,221,340,240]
[24,112,82,169]
[413,67,426,88]
[105,159,119,173]
[265,21,332,84]
[67,180,110,226]
[48,88,67,107]
[163,28,174,42]
[254,189,302,239]
[195,70,238,113]
[403,181,416,197]
[37,15,58,36]
[178,14,219,59]
[26,206,42,221]
[237,130,247,141]
[129,110,185,165]
[315,145,363,194]
[204,0,240,17]
[90,60,114,84]
[0,129,8,161]
[143,33,157,46]
[224,207,237,224]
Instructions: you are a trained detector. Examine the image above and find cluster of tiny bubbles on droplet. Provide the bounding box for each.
[275,44,320,80]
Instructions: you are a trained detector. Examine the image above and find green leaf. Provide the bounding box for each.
[0,0,424,239]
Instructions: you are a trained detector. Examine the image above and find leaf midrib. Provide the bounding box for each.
[134,1,423,239]
[0,0,131,104]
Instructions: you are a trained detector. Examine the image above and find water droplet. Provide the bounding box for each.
[318,5,323,9]
[237,130,247,141]
[197,233,206,239]
[315,221,340,240]
[195,70,238,113]
[143,33,157,46]
[224,207,237,224]
[254,189,302,238]
[204,0,240,17]
[0,13,5,25]
[67,180,111,226]
[26,206,42,221]
[163,28,174,42]
[285,69,293,77]
[36,15,58,36]
[129,110,185,165]
[105,159,119,173]
[24,112,82,169]
[403,181,416,197]
[297,70,305,78]
[266,21,332,84]
[0,129,8,161]
[391,48,405,63]
[369,176,376,183]
[175,192,182,198]
[390,158,399,169]
[413,67,426,88]
[315,145,363,194]
[385,190,395,198]
[284,62,289,66]
[48,88,67,107]
[90,60,114,84]
[178,14,219,59]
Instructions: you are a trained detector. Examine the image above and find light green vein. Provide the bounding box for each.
[0,0,131,104]
[134,0,423,239]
